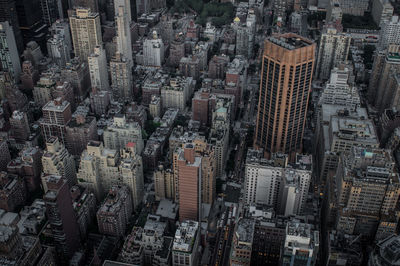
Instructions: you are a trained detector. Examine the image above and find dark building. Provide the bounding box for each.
[44,175,81,262]
[254,33,315,160]
[0,0,24,53]
[0,172,26,212]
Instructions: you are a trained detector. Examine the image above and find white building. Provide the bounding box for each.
[172,220,200,266]
[244,150,312,216]
[88,46,109,91]
[42,137,77,191]
[115,4,133,64]
[282,221,319,266]
[47,34,71,67]
[315,27,351,80]
[379,16,400,50]
[161,77,194,111]
[0,22,21,82]
[78,141,144,207]
[143,31,164,67]
[103,114,144,154]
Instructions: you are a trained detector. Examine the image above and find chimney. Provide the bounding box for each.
[184,143,195,164]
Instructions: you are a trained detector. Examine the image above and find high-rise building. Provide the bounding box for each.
[244,149,311,216]
[47,34,71,67]
[103,115,144,154]
[154,165,175,201]
[115,3,133,64]
[9,110,30,143]
[378,16,400,50]
[0,139,11,172]
[88,45,109,91]
[0,0,23,53]
[40,98,72,145]
[33,74,56,107]
[40,0,63,26]
[0,22,21,82]
[281,221,319,266]
[49,19,72,53]
[172,220,200,266]
[96,184,133,237]
[230,218,255,266]
[143,31,164,67]
[20,61,39,91]
[136,0,149,17]
[70,0,99,12]
[369,234,400,265]
[369,45,400,112]
[65,113,97,156]
[69,8,102,61]
[43,175,81,261]
[177,144,202,222]
[89,87,110,116]
[330,147,400,238]
[161,77,194,111]
[254,34,315,160]
[41,137,77,191]
[119,217,173,265]
[110,52,133,99]
[315,27,351,80]
[0,172,26,212]
[371,0,393,27]
[60,57,91,101]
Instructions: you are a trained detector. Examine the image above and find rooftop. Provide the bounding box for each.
[268,33,313,50]
[172,220,199,253]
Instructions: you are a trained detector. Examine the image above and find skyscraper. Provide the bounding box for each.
[69,8,102,61]
[0,22,21,82]
[115,2,133,64]
[0,0,23,53]
[177,143,202,222]
[43,175,81,261]
[40,0,63,26]
[315,27,351,80]
[110,52,133,99]
[88,45,109,91]
[254,33,315,160]
[143,31,164,67]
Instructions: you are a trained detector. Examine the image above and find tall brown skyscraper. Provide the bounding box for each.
[254,33,315,159]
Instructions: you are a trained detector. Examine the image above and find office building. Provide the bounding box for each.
[70,0,98,12]
[0,172,26,212]
[90,88,111,116]
[119,217,173,265]
[172,220,200,266]
[41,137,77,191]
[369,234,400,265]
[244,149,311,216]
[33,74,56,107]
[40,0,63,26]
[0,0,23,53]
[43,175,81,261]
[69,8,102,61]
[40,98,72,145]
[379,16,400,50]
[119,143,144,209]
[371,0,393,27]
[179,56,200,80]
[230,218,255,266]
[161,77,194,111]
[369,45,400,112]
[61,57,91,101]
[169,37,185,68]
[254,34,315,160]
[20,61,39,91]
[70,185,96,240]
[0,139,11,172]
[281,221,319,266]
[149,95,161,118]
[330,147,400,238]
[97,185,133,237]
[0,22,21,82]
[88,46,109,91]
[65,113,97,156]
[115,3,133,64]
[154,165,175,201]
[9,110,30,143]
[176,144,202,222]
[110,52,133,99]
[103,115,144,154]
[143,31,164,67]
[315,27,351,80]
